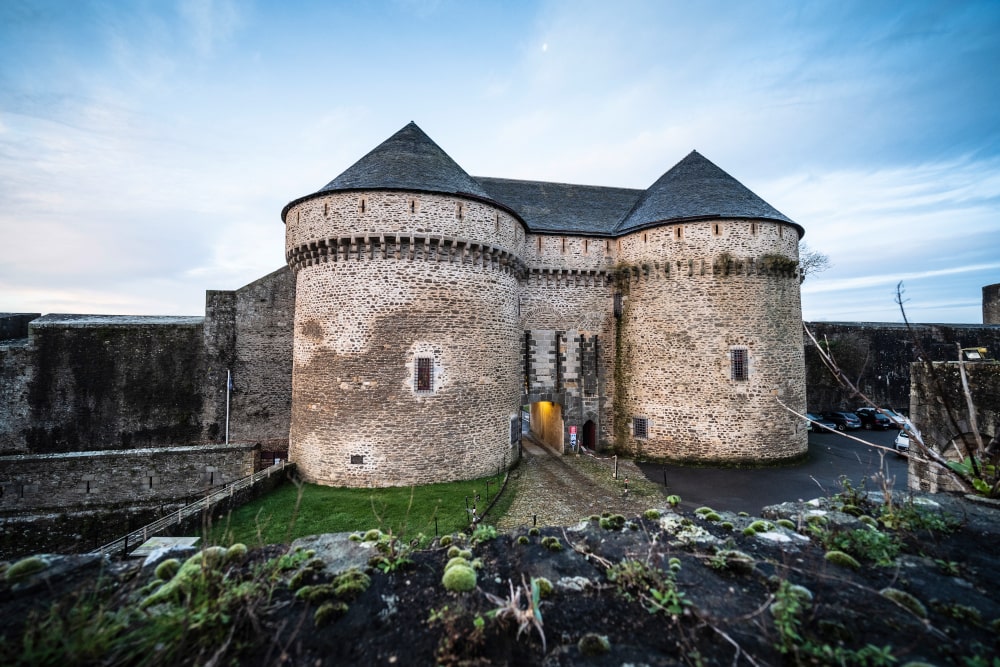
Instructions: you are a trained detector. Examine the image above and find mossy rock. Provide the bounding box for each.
[154,558,181,581]
[439,535,453,547]
[446,546,462,558]
[333,569,371,600]
[643,509,661,520]
[516,536,529,545]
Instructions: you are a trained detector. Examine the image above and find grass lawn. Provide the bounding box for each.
[208,471,508,548]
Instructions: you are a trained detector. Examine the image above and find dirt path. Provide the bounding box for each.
[495,438,662,530]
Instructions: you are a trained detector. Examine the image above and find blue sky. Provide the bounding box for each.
[1,0,998,323]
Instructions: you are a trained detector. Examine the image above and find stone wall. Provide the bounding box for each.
[984,284,1000,325]
[203,267,295,450]
[804,322,1000,412]
[285,192,523,487]
[1,316,206,454]
[0,313,39,341]
[907,361,1000,493]
[0,443,256,513]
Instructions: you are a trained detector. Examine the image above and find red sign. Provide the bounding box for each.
[569,425,577,435]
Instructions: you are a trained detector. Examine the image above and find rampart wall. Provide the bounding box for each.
[0,316,206,454]
[907,361,1000,493]
[0,313,39,341]
[203,267,295,450]
[803,322,1000,412]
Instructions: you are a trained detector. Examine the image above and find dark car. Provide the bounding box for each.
[855,408,892,430]
[822,411,862,431]
[806,412,838,433]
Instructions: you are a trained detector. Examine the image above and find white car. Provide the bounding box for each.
[894,430,910,454]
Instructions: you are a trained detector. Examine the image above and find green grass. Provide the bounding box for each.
[208,472,508,547]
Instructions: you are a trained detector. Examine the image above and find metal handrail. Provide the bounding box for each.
[89,460,293,557]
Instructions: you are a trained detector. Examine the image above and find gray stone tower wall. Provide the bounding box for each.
[984,283,1000,325]
[613,219,808,462]
[284,192,524,487]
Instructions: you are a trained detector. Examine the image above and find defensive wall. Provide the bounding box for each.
[803,322,1000,412]
[907,361,1000,494]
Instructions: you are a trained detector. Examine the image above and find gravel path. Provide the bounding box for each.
[496,438,662,531]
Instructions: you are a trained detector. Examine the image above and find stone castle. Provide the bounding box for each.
[281,122,808,487]
[1,122,809,502]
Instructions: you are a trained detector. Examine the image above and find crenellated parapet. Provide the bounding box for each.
[285,233,526,276]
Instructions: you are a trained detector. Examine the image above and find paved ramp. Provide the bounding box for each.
[496,437,657,530]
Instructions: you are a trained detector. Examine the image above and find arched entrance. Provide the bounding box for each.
[528,400,564,451]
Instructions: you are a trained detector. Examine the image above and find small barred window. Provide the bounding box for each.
[730,347,749,382]
[633,417,648,439]
[415,357,433,393]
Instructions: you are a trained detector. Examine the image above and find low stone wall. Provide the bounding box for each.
[0,443,257,513]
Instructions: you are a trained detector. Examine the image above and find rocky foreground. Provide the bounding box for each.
[2,489,999,666]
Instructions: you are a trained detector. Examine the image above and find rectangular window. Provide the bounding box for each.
[350,454,365,465]
[633,417,648,439]
[415,357,433,392]
[731,347,749,381]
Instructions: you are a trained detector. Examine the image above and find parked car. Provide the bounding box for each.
[894,429,910,454]
[806,412,838,433]
[822,411,862,431]
[881,409,913,431]
[855,408,892,430]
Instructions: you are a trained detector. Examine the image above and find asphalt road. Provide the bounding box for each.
[635,428,909,514]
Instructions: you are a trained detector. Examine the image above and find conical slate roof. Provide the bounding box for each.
[615,151,799,235]
[317,122,492,199]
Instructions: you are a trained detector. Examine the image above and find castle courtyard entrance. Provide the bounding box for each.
[582,420,596,450]
[527,400,564,452]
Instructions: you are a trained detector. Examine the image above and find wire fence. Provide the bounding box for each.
[89,461,294,558]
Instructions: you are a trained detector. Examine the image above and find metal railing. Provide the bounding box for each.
[89,461,293,558]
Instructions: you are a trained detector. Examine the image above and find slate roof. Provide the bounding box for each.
[475,178,642,236]
[319,122,491,199]
[284,123,800,236]
[615,151,800,235]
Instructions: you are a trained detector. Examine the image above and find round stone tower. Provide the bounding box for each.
[282,123,525,487]
[984,283,1000,325]
[610,151,808,462]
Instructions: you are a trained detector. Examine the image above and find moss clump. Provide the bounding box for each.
[516,536,529,545]
[140,549,229,609]
[720,521,734,531]
[362,529,381,542]
[528,527,540,537]
[746,520,773,533]
[6,556,47,582]
[742,527,757,537]
[295,583,336,603]
[643,509,661,520]
[438,535,453,547]
[348,533,363,542]
[880,588,927,618]
[447,546,462,558]
[666,495,681,507]
[226,543,248,563]
[314,601,349,627]
[859,515,878,528]
[541,536,563,552]
[694,507,715,516]
[599,514,626,530]
[776,519,796,530]
[534,577,553,598]
[154,558,181,581]
[442,563,477,592]
[824,550,860,571]
[703,512,721,522]
[668,557,682,572]
[333,569,370,600]
[444,556,471,572]
[578,633,611,656]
